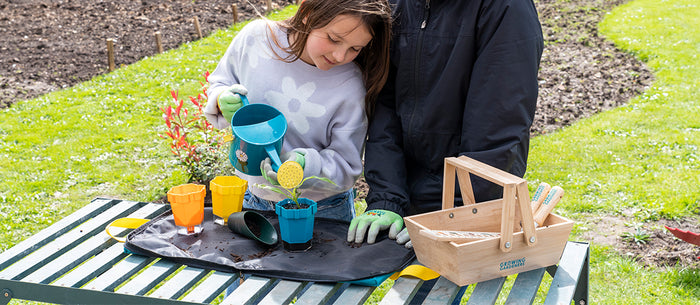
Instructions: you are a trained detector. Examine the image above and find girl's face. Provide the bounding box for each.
[299,14,372,71]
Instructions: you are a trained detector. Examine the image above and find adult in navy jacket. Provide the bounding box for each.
[347,0,544,246]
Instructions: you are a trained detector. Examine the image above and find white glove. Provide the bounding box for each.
[396,228,413,249]
[260,158,279,185]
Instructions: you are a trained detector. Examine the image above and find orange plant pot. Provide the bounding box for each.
[167,184,206,234]
[210,176,248,225]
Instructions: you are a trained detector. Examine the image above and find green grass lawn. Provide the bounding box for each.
[524,0,700,303]
[1,0,699,304]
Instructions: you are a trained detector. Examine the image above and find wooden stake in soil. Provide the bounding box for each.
[193,16,203,39]
[154,31,163,54]
[266,0,273,13]
[232,4,239,24]
[106,38,115,72]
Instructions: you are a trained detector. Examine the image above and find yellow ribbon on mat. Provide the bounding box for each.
[106,218,150,243]
[389,264,441,281]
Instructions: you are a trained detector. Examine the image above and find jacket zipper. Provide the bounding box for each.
[420,0,431,29]
[409,0,430,139]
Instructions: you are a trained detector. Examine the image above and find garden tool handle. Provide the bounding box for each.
[533,186,564,227]
[530,182,551,214]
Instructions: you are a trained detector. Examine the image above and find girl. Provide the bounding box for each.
[204,0,392,222]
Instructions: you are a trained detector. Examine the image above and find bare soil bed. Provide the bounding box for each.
[0,0,295,106]
[2,0,698,267]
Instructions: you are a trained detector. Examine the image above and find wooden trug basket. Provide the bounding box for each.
[404,156,573,286]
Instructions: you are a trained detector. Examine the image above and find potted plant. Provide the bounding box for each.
[255,161,335,251]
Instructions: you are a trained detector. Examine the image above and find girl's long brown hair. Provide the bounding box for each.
[270,0,392,118]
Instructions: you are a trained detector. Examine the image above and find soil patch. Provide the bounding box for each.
[0,0,294,107]
[579,213,700,268]
[3,0,697,268]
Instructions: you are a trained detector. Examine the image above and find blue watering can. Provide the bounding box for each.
[229,95,286,176]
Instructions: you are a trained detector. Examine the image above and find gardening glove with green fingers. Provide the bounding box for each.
[396,227,413,249]
[217,84,248,124]
[260,158,280,186]
[347,209,403,244]
[281,151,306,169]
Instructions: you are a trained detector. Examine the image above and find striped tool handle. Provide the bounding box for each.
[530,182,551,213]
[533,186,564,227]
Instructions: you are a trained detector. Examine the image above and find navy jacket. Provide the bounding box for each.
[364,0,544,216]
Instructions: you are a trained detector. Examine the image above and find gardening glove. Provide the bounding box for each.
[281,151,306,169]
[347,209,403,244]
[217,84,248,124]
[260,158,280,185]
[260,151,306,185]
[396,227,413,249]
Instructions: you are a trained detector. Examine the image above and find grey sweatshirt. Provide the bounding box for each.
[204,19,367,202]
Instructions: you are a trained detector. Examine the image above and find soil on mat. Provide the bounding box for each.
[2,0,698,267]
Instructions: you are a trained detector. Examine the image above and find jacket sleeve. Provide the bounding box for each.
[460,0,543,202]
[363,66,411,216]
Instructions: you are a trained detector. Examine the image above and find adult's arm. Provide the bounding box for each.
[363,66,411,217]
[460,0,544,201]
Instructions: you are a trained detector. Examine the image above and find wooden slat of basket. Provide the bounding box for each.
[442,160,458,210]
[500,184,516,252]
[452,156,524,185]
[419,229,500,242]
[517,182,537,247]
[456,166,475,205]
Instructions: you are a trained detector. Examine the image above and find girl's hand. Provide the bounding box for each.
[260,158,280,185]
[217,84,248,124]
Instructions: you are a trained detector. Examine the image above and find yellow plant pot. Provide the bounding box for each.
[210,176,248,225]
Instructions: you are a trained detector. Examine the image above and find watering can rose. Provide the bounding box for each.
[254,162,336,208]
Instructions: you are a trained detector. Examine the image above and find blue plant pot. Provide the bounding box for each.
[275,198,317,248]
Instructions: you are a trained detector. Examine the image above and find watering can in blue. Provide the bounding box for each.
[229,95,286,176]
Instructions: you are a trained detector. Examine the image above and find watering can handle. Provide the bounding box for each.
[237,94,250,106]
[265,146,282,171]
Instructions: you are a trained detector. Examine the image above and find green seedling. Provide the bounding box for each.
[255,173,336,208]
[621,224,651,245]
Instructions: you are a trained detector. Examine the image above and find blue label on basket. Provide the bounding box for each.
[499,257,526,271]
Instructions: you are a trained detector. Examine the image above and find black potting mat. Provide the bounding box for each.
[124,208,415,283]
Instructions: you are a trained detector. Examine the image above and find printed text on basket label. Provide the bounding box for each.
[500,257,526,271]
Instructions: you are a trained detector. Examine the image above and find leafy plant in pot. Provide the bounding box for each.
[255,161,336,251]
